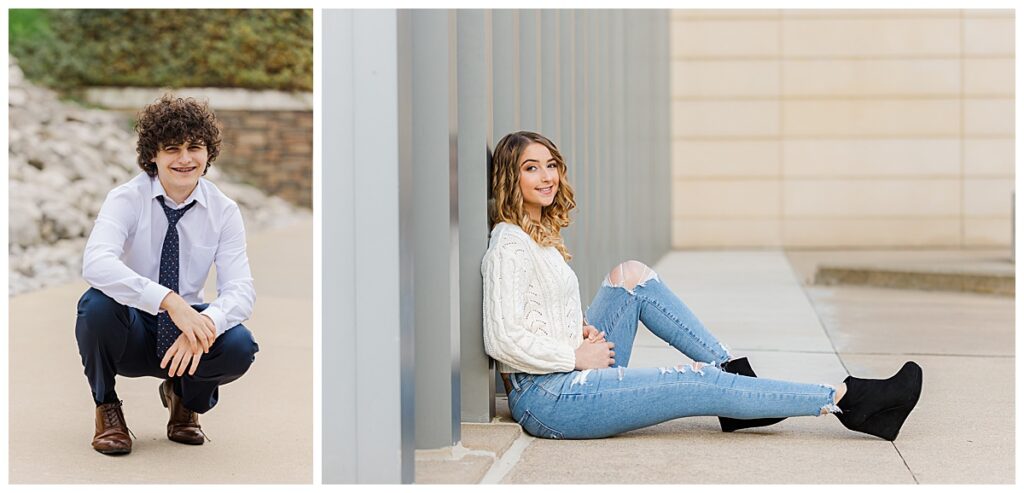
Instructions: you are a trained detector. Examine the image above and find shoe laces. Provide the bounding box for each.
[102,400,137,440]
[174,406,211,442]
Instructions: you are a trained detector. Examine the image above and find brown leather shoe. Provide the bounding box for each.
[158,380,206,445]
[92,401,132,455]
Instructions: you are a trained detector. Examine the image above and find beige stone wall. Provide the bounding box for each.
[670,9,1014,248]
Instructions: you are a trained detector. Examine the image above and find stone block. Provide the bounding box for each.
[673,100,779,137]
[674,178,781,218]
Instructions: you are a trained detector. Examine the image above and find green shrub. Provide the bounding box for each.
[10,9,312,92]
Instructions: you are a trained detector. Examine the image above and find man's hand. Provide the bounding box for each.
[160,334,203,377]
[582,324,606,343]
[574,339,615,370]
[161,292,217,353]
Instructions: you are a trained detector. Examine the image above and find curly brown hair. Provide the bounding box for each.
[491,131,576,261]
[134,95,222,176]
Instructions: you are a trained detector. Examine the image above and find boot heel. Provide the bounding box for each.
[858,404,914,441]
[159,382,169,408]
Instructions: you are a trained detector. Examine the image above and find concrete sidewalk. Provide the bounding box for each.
[417,250,1014,483]
[9,217,313,484]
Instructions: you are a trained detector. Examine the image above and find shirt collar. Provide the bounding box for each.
[150,174,208,209]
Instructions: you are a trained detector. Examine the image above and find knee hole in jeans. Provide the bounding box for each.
[603,260,659,294]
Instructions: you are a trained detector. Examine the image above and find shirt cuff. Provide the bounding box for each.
[200,305,228,336]
[139,282,172,316]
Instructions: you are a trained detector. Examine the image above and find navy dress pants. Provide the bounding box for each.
[75,288,259,413]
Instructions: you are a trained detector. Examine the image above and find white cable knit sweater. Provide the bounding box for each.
[482,222,583,374]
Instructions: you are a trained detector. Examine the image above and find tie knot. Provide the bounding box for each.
[156,196,197,225]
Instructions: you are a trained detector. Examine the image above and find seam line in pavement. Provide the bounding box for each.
[893,443,920,484]
[789,256,922,484]
[479,432,534,484]
[789,262,851,376]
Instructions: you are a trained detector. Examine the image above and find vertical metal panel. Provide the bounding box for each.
[639,11,656,266]
[599,11,613,273]
[574,11,591,299]
[558,11,577,259]
[639,10,651,263]
[447,9,462,443]
[540,10,559,141]
[609,11,626,266]
[587,11,601,300]
[657,11,667,259]
[592,11,606,285]
[409,9,459,449]
[323,9,413,484]
[655,10,672,258]
[395,12,419,483]
[519,9,540,131]
[492,10,520,139]
[623,11,637,266]
[395,10,418,482]
[458,9,495,424]
[649,10,659,264]
[322,9,357,483]
[490,8,519,400]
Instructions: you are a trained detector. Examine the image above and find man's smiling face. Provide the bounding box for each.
[153,139,208,196]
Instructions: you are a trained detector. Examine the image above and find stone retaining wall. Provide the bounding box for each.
[217,110,313,208]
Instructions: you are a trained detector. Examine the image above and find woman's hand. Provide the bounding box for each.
[574,339,615,370]
[582,324,606,343]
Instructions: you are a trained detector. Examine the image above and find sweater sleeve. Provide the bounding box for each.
[481,236,576,374]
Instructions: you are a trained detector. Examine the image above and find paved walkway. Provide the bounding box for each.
[418,249,1015,483]
[9,217,313,484]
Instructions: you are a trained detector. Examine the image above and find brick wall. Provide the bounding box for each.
[216,110,313,208]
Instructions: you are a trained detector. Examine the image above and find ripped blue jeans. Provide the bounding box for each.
[506,272,838,440]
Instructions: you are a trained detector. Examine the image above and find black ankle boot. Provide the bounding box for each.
[718,357,788,432]
[835,361,922,441]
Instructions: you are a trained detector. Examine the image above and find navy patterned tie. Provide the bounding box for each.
[156,196,198,358]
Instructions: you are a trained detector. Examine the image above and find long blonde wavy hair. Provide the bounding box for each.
[491,131,576,261]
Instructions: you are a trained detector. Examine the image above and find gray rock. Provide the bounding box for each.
[9,87,27,107]
[9,200,43,247]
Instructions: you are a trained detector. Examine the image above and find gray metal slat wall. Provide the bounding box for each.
[324,9,670,483]
[323,9,415,484]
[457,8,494,425]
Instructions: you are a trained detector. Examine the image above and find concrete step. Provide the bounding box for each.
[784,249,1013,296]
[414,421,523,484]
[814,263,1014,296]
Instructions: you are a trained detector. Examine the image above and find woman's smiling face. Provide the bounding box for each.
[518,142,559,221]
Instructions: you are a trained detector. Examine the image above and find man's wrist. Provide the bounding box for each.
[160,292,186,314]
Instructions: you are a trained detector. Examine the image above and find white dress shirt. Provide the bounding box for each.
[82,172,255,336]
